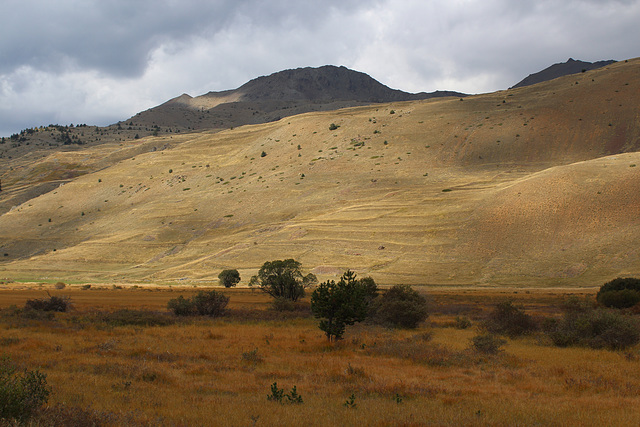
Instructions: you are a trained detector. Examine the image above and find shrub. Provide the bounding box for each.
[192,290,229,316]
[329,123,340,131]
[271,297,296,312]
[0,356,50,422]
[218,269,241,288]
[166,295,194,316]
[53,282,66,290]
[484,301,536,337]
[371,285,428,328]
[25,294,71,312]
[547,297,640,350]
[597,277,640,308]
[100,309,175,327]
[471,334,506,355]
[167,290,229,317]
[267,382,303,404]
[454,316,472,329]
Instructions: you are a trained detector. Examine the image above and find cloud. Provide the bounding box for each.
[1,0,639,135]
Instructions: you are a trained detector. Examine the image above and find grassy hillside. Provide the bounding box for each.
[0,58,639,286]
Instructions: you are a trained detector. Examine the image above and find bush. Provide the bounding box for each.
[166,295,194,316]
[547,297,640,350]
[371,285,428,328]
[99,309,175,327]
[271,297,296,312]
[597,277,640,308]
[25,294,71,312]
[454,316,472,329]
[471,334,506,355]
[218,269,241,288]
[329,123,340,131]
[484,301,536,337]
[167,290,229,317]
[0,356,50,422]
[53,282,66,290]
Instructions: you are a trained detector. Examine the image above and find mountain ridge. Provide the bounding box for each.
[510,58,616,88]
[129,65,467,130]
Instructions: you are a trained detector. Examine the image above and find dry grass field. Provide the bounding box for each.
[2,284,640,426]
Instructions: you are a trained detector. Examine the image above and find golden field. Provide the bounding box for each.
[2,285,640,426]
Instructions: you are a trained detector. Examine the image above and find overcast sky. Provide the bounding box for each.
[1,0,639,136]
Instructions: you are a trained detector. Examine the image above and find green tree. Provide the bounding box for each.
[249,259,316,302]
[218,269,241,288]
[311,270,369,341]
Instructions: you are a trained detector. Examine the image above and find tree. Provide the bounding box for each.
[218,269,241,288]
[311,270,369,341]
[371,285,428,329]
[249,259,316,302]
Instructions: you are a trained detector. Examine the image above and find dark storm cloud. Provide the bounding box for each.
[0,0,638,136]
[0,0,372,76]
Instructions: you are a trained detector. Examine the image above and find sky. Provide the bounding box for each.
[1,0,639,137]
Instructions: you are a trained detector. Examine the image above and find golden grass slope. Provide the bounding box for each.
[0,58,639,285]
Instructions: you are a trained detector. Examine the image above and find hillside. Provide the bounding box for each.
[511,58,616,88]
[0,58,639,286]
[0,66,463,218]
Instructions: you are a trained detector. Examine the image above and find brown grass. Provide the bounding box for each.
[1,287,640,425]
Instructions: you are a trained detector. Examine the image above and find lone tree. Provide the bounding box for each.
[218,269,241,288]
[249,259,317,302]
[311,270,371,341]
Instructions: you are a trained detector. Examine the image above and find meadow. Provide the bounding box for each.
[1,284,640,426]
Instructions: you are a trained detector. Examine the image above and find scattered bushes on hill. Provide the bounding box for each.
[370,284,428,329]
[24,294,71,312]
[0,356,50,423]
[596,277,640,309]
[484,300,537,337]
[167,290,229,317]
[545,297,640,350]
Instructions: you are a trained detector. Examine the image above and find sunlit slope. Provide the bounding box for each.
[0,58,638,285]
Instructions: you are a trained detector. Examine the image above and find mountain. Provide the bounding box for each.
[127,65,466,130]
[510,58,616,88]
[1,58,639,286]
